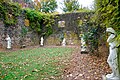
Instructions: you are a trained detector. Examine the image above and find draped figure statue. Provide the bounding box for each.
[6,34,11,49]
[106,27,120,80]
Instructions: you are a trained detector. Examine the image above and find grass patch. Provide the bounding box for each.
[0,47,74,80]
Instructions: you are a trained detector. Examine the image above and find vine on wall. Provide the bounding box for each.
[77,13,106,56]
[0,1,55,47]
[0,1,21,26]
[24,8,54,37]
[94,0,120,73]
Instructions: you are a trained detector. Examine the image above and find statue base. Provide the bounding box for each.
[102,75,107,80]
[102,75,120,80]
[6,48,12,50]
[40,45,44,47]
[81,48,88,54]
[62,44,66,46]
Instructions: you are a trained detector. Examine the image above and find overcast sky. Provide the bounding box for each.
[56,0,94,13]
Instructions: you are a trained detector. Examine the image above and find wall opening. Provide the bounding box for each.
[58,21,65,28]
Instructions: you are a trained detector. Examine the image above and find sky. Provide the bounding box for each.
[56,0,94,13]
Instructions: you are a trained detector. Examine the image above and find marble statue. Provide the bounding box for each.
[81,34,87,52]
[40,36,44,46]
[106,27,120,80]
[6,34,11,49]
[62,38,66,46]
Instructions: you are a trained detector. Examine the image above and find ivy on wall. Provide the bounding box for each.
[24,8,54,37]
[0,1,21,26]
[94,0,120,41]
[79,18,100,55]
[94,0,120,74]
[0,1,54,38]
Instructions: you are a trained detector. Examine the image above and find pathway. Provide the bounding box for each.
[62,46,111,80]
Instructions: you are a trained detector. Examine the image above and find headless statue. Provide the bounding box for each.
[106,27,120,80]
[6,34,11,49]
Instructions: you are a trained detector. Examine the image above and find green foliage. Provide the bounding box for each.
[40,0,58,13]
[0,1,21,26]
[0,47,73,80]
[79,17,100,54]
[21,26,28,38]
[94,0,120,34]
[24,8,54,36]
[94,0,120,73]
[77,12,105,55]
[77,8,92,12]
[0,0,12,3]
[62,0,80,12]
[33,0,57,13]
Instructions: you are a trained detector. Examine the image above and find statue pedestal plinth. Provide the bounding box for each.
[102,75,120,80]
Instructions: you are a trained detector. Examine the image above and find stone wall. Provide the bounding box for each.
[0,12,93,49]
[0,15,39,49]
[45,12,93,46]
[0,21,5,49]
[52,12,93,34]
[45,30,80,46]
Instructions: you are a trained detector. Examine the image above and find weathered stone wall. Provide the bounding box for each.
[52,12,93,34]
[45,30,80,46]
[45,12,93,45]
[0,15,39,49]
[0,21,5,49]
[0,12,93,49]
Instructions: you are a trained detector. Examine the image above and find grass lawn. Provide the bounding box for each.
[0,47,74,80]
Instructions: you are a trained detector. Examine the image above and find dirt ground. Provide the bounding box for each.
[62,46,111,80]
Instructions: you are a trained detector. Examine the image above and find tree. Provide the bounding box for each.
[34,0,57,13]
[62,0,80,12]
[41,0,57,13]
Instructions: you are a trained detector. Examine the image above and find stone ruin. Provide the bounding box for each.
[0,12,93,49]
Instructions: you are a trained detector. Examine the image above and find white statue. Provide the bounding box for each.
[62,38,66,46]
[40,36,44,46]
[106,27,120,80]
[81,34,87,52]
[6,34,11,49]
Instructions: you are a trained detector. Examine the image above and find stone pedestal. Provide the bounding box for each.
[102,75,107,80]
[106,73,120,80]
[102,75,120,80]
